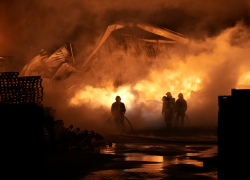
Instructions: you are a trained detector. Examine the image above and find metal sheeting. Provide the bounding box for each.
[63,72,85,94]
[141,39,176,43]
[137,23,188,44]
[20,46,77,79]
[20,52,49,77]
[80,21,188,69]
[20,21,188,94]
[42,46,69,75]
[20,46,78,91]
[41,78,54,89]
[81,24,125,70]
[20,46,73,78]
[52,62,78,81]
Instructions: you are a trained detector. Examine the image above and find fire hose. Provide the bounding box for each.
[185,114,190,127]
[102,115,134,132]
[172,113,190,126]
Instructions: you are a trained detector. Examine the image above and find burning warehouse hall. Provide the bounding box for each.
[2,21,250,180]
[19,21,188,93]
[18,20,250,129]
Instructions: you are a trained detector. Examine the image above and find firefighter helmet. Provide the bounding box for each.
[166,92,171,96]
[178,93,183,98]
[116,96,121,100]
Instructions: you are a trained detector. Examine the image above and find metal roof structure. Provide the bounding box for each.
[81,21,188,70]
[20,21,188,92]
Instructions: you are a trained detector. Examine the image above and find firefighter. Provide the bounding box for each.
[111,96,126,132]
[175,93,187,127]
[162,92,175,128]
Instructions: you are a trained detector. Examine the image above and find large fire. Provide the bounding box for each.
[238,72,250,86]
[70,84,135,109]
[70,23,250,118]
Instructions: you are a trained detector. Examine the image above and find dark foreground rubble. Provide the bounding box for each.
[44,121,112,153]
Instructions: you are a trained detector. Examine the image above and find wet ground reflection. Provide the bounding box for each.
[85,142,217,179]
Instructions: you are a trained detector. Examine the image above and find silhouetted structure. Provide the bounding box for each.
[218,89,250,180]
[44,107,56,148]
[43,108,107,153]
[20,21,188,93]
[0,72,43,106]
[0,103,44,180]
[0,72,44,179]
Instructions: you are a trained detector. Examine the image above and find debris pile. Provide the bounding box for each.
[0,72,110,153]
[45,120,111,153]
[44,107,111,153]
[60,124,108,152]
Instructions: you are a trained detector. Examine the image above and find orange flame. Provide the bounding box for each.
[70,84,135,109]
[237,72,250,86]
[70,23,250,111]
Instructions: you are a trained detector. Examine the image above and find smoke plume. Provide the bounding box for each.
[1,0,250,130]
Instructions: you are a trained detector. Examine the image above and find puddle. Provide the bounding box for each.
[185,144,218,157]
[85,143,217,179]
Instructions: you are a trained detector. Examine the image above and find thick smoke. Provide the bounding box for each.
[1,0,250,131]
[1,0,250,67]
[48,22,250,131]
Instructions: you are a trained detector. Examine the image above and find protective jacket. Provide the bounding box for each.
[175,99,187,115]
[162,96,175,114]
[111,102,126,116]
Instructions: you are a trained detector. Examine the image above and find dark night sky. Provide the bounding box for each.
[0,0,250,70]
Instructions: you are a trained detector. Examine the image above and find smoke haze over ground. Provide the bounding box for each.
[1,0,250,131]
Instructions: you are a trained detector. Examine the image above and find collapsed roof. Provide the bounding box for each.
[81,21,188,70]
[20,21,188,91]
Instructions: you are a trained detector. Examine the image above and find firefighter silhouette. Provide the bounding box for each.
[175,93,187,127]
[111,96,126,131]
[162,92,175,128]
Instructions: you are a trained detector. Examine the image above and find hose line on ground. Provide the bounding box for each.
[102,115,134,132]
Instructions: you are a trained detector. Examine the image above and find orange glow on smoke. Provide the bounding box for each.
[134,67,201,101]
[238,72,250,86]
[70,23,250,109]
[70,71,201,109]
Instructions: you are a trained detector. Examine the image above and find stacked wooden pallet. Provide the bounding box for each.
[18,76,43,107]
[0,72,43,107]
[0,72,19,104]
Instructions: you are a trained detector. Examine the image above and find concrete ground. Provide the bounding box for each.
[44,127,217,180]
